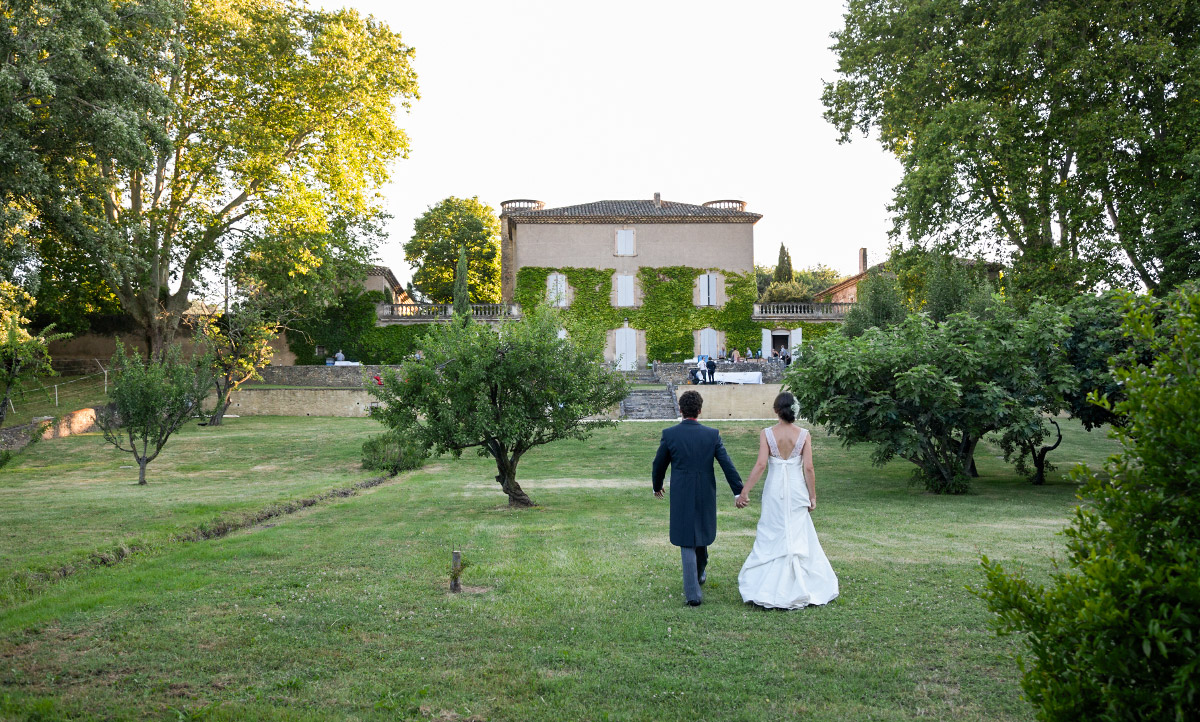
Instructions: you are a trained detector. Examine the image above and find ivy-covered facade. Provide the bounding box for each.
[513,265,836,364]
[502,197,837,366]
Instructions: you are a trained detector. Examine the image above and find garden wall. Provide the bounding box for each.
[675,384,783,420]
[255,365,394,388]
[50,333,297,373]
[222,388,376,417]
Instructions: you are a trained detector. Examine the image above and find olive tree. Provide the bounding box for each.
[368,306,629,507]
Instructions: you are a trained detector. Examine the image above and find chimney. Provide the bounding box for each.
[653,192,662,208]
[859,247,868,274]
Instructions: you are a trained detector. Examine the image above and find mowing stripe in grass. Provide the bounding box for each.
[1,470,401,606]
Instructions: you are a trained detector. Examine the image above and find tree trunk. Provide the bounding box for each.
[494,456,535,508]
[145,310,183,361]
[208,384,231,426]
[1030,420,1063,486]
[138,457,148,485]
[964,436,980,478]
[0,385,13,427]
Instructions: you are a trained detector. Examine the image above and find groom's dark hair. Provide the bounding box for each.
[679,390,703,419]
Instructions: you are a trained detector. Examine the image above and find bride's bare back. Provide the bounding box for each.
[770,423,801,459]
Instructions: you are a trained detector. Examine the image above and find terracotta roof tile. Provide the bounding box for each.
[507,199,762,224]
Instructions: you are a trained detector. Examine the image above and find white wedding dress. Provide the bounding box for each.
[738,426,839,609]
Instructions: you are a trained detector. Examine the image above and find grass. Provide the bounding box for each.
[0,416,1120,720]
[0,417,381,599]
[1,374,109,429]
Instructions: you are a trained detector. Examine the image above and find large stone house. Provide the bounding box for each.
[499,194,761,369]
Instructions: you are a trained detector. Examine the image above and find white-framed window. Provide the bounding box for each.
[615,229,635,256]
[547,272,569,307]
[698,328,719,358]
[697,272,718,307]
[615,274,635,307]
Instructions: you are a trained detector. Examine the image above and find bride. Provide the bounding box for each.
[735,392,839,609]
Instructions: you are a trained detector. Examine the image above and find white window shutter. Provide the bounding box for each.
[617,275,634,306]
[548,273,568,307]
[761,328,772,358]
[790,327,803,350]
[698,274,710,306]
[708,274,718,305]
[616,229,633,255]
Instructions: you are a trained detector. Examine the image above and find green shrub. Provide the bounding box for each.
[361,430,427,473]
[840,270,905,337]
[760,280,811,303]
[977,287,1200,720]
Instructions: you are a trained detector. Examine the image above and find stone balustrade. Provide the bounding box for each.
[752,302,854,321]
[377,303,522,325]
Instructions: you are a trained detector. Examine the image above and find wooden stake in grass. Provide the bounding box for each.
[450,550,462,593]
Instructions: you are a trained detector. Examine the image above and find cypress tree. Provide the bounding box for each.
[452,247,471,320]
[774,244,794,283]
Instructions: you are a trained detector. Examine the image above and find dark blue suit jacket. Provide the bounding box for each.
[652,419,744,547]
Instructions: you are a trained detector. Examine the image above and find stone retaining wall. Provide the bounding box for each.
[255,365,396,388]
[674,384,784,420]
[223,387,376,417]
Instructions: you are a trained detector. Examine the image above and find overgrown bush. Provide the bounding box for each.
[977,287,1200,720]
[361,430,427,473]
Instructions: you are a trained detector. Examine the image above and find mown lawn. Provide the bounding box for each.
[0,417,381,600]
[0,416,1118,721]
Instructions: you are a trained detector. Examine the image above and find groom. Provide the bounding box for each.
[652,390,744,606]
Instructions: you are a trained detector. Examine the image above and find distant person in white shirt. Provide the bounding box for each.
[335,349,345,362]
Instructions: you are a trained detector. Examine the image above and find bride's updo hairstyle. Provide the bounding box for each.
[774,392,797,423]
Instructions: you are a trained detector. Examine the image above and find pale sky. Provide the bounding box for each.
[335,0,902,284]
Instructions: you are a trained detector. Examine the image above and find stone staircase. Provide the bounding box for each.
[620,384,679,420]
[621,368,659,384]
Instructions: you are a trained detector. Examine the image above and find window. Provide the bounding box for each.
[547,272,569,307]
[616,274,635,307]
[615,229,635,256]
[697,273,718,307]
[698,328,718,358]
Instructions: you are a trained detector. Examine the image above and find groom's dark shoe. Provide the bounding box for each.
[698,570,707,586]
[686,599,702,607]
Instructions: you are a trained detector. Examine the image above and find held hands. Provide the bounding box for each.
[735,492,749,509]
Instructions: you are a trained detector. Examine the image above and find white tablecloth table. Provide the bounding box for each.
[713,371,763,384]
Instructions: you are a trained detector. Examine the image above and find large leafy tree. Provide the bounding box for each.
[823,0,1200,295]
[978,286,1200,719]
[368,306,629,507]
[405,196,501,304]
[790,301,1075,493]
[1,0,177,262]
[25,0,418,356]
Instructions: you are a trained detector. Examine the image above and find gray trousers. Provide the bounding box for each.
[680,546,708,603]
